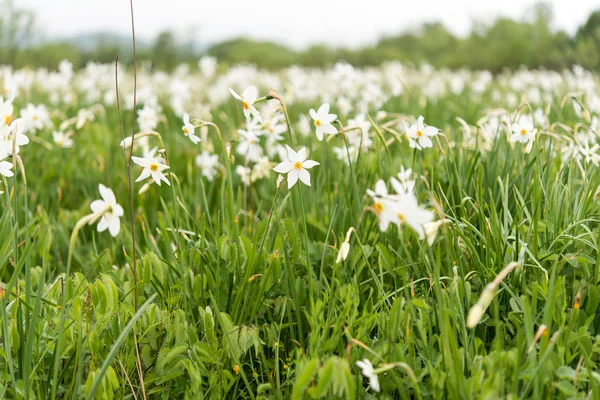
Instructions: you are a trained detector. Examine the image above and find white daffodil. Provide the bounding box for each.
[131,149,170,186]
[137,105,159,133]
[0,157,13,177]
[0,95,14,127]
[229,86,262,122]
[20,104,51,133]
[393,192,435,238]
[406,116,438,150]
[52,131,73,148]
[356,359,380,392]
[390,166,416,195]
[237,128,263,162]
[423,219,451,245]
[510,116,537,144]
[0,118,29,158]
[309,103,338,141]
[273,145,319,189]
[182,113,201,144]
[195,150,220,181]
[367,180,401,232]
[90,184,124,237]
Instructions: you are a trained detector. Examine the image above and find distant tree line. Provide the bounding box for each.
[6,2,600,72]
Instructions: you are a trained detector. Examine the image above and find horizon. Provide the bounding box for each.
[18,0,600,50]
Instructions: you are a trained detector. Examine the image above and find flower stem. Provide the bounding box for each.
[298,185,315,299]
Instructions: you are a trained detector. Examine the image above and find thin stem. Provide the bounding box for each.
[298,186,314,298]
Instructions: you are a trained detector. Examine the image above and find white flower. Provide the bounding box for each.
[356,359,380,392]
[0,95,14,127]
[510,116,537,144]
[75,108,95,129]
[131,149,170,186]
[52,131,73,148]
[0,157,13,177]
[137,105,159,133]
[195,150,220,181]
[251,156,273,181]
[336,227,355,263]
[273,145,319,189]
[237,128,263,162]
[309,103,338,141]
[229,86,262,122]
[198,56,217,78]
[406,116,438,149]
[390,166,416,195]
[393,192,435,238]
[182,113,201,144]
[90,184,124,237]
[236,165,252,186]
[423,219,450,245]
[0,118,29,158]
[20,104,51,133]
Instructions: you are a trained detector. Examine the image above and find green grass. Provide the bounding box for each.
[1,64,600,399]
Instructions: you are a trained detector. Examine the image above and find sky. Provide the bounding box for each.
[18,0,600,49]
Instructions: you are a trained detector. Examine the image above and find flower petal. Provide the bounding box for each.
[297,168,311,186]
[287,170,298,188]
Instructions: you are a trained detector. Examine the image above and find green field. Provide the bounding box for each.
[1,59,600,399]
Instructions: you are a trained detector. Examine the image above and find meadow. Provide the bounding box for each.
[1,58,600,399]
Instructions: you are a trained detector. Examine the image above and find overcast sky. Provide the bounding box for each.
[18,0,599,49]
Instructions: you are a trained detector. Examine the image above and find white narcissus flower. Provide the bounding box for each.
[309,103,338,141]
[423,218,451,245]
[356,359,380,392]
[195,150,220,181]
[393,192,435,238]
[510,116,537,144]
[0,118,29,158]
[0,95,14,127]
[273,145,319,189]
[90,184,124,237]
[182,113,201,144]
[131,149,171,186]
[52,131,73,148]
[0,157,13,177]
[229,86,262,122]
[406,115,438,150]
[20,104,51,133]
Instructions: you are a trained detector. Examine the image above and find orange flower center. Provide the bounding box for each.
[242,101,249,110]
[183,127,189,135]
[374,202,383,214]
[397,213,406,224]
[520,128,527,135]
[416,130,423,137]
[294,161,303,170]
[150,163,159,172]
[315,119,321,127]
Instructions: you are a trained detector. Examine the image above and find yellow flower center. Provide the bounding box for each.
[150,163,159,172]
[242,101,249,110]
[294,161,303,170]
[397,213,406,224]
[33,115,38,120]
[4,115,10,125]
[520,128,527,135]
[416,130,423,137]
[315,119,321,127]
[269,127,274,133]
[374,202,383,214]
[183,127,189,135]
